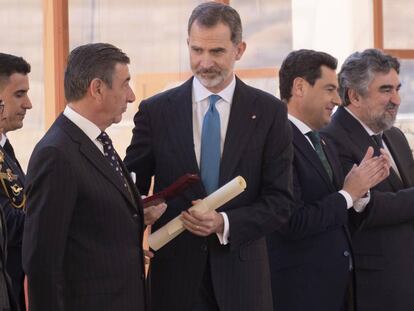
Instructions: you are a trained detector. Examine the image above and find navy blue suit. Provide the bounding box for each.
[1,203,19,311]
[321,106,414,311]
[267,122,354,311]
[125,77,293,311]
[0,143,25,310]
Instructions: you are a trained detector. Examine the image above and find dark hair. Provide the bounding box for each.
[339,49,400,106]
[279,49,337,102]
[64,43,130,102]
[188,2,242,44]
[0,53,31,86]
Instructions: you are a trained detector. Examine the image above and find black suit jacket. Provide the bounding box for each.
[321,106,414,311]
[267,122,353,311]
[0,143,26,310]
[0,204,19,311]
[22,114,147,311]
[125,77,293,311]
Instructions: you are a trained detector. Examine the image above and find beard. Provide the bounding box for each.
[366,102,398,132]
[194,67,226,90]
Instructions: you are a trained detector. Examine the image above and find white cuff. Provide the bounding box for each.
[216,212,230,245]
[338,190,353,209]
[353,190,370,213]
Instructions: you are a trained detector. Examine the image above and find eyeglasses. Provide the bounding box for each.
[0,100,4,114]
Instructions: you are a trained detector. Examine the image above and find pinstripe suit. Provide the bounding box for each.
[125,77,293,311]
[22,114,147,311]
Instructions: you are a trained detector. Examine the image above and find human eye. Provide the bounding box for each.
[15,91,25,98]
[211,48,225,55]
[192,47,202,54]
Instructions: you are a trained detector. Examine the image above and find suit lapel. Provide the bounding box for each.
[322,138,343,190]
[118,157,143,218]
[219,78,259,185]
[291,123,336,191]
[382,133,408,189]
[164,78,200,176]
[335,107,404,191]
[57,115,138,211]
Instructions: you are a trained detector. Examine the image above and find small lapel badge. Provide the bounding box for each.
[251,115,256,120]
[11,184,23,196]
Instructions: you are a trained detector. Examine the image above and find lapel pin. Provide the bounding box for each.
[251,115,256,120]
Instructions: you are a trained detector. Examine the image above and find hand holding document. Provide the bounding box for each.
[148,176,247,251]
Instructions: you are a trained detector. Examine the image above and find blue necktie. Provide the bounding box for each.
[200,95,221,195]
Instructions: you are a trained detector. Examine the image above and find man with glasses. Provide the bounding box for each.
[0,53,31,311]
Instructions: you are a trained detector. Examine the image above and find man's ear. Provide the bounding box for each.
[235,41,247,61]
[90,78,103,101]
[347,88,361,107]
[292,77,307,98]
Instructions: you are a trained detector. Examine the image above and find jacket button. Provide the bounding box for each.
[343,251,350,257]
[132,214,138,219]
[201,244,208,252]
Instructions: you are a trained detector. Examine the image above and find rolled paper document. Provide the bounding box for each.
[148,176,247,251]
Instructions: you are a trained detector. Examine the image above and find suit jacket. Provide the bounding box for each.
[267,123,354,311]
[321,106,414,311]
[124,77,293,311]
[1,204,19,311]
[0,143,26,310]
[22,114,147,311]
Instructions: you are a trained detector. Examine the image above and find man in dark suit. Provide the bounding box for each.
[0,52,32,311]
[22,43,166,311]
[1,206,18,311]
[124,2,293,311]
[266,49,390,311]
[0,95,19,311]
[321,49,414,311]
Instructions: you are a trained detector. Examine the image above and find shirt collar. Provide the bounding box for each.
[63,105,102,142]
[288,114,313,135]
[0,134,7,147]
[344,106,382,136]
[193,75,236,103]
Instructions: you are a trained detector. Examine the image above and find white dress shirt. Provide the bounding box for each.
[345,107,401,179]
[288,114,356,210]
[0,134,7,147]
[192,76,236,245]
[63,105,104,154]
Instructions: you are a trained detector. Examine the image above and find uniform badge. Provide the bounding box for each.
[0,163,25,210]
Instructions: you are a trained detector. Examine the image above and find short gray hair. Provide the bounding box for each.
[339,49,400,106]
[188,2,242,44]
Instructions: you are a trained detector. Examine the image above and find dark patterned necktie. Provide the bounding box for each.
[306,131,333,181]
[371,134,384,156]
[97,132,128,189]
[372,134,384,147]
